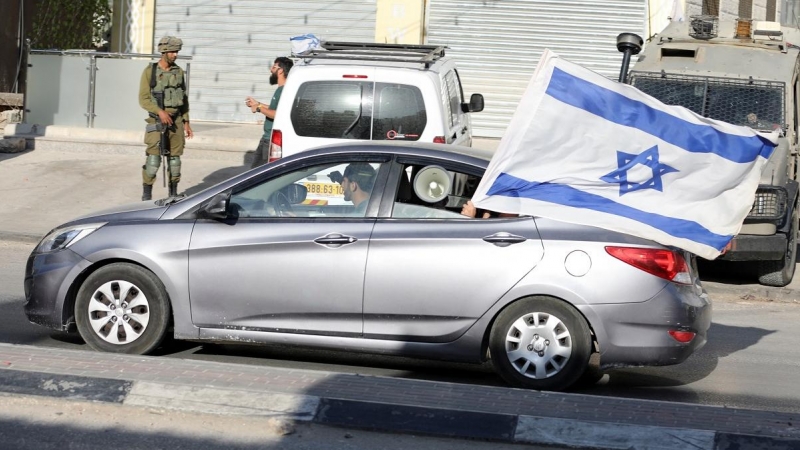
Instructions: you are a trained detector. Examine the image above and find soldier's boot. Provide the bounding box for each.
[142,184,153,201]
[169,182,179,197]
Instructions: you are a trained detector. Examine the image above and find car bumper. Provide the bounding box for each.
[24,248,91,331]
[581,283,711,369]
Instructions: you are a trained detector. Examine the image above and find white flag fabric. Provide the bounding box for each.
[472,49,778,260]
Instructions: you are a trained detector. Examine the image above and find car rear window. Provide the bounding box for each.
[290,81,426,141]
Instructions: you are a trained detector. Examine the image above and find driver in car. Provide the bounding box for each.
[339,162,376,216]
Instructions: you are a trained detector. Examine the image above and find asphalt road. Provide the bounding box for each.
[3,238,799,414]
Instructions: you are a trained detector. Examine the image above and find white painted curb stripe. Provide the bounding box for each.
[124,381,320,421]
[515,416,716,450]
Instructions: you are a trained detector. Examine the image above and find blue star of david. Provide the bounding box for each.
[600,145,678,195]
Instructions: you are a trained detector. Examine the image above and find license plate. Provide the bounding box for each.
[303,182,343,197]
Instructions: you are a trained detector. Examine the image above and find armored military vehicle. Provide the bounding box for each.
[627,16,799,286]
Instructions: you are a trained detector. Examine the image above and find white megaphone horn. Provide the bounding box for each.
[413,165,451,203]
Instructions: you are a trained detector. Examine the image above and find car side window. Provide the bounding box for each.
[444,70,461,128]
[229,161,383,219]
[391,163,481,219]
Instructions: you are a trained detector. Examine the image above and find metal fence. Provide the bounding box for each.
[25,48,191,131]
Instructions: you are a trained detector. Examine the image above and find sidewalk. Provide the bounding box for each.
[1,122,799,449]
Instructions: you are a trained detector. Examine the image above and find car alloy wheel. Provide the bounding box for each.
[75,263,170,355]
[490,296,592,391]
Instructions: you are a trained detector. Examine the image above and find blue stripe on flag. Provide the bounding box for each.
[487,173,732,250]
[546,67,775,163]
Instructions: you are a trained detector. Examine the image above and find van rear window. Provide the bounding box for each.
[290,81,426,141]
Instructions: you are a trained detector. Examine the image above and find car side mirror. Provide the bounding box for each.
[283,183,308,204]
[461,93,484,113]
[201,192,230,219]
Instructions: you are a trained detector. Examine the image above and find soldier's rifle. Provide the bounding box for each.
[151,92,171,189]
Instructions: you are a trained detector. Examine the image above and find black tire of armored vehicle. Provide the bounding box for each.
[757,198,799,287]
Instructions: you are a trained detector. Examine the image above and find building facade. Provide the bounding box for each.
[113,0,780,138]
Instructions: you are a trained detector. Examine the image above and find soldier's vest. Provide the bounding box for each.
[150,64,185,109]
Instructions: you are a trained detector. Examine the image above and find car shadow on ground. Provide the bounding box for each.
[572,322,775,401]
[183,342,507,387]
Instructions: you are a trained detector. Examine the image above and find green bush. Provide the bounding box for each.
[30,0,111,50]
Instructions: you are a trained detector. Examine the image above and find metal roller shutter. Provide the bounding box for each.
[154,1,377,122]
[427,0,647,138]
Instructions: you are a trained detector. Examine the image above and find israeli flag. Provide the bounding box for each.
[472,49,778,260]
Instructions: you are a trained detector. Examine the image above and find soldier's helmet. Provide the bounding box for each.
[157,36,183,53]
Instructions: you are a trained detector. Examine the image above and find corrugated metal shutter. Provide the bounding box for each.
[427,0,647,138]
[154,1,377,123]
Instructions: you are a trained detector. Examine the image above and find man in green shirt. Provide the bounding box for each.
[139,36,193,200]
[245,56,293,168]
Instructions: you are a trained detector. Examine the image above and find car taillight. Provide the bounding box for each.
[433,136,446,143]
[268,129,282,163]
[605,246,692,285]
[343,74,368,78]
[668,330,696,343]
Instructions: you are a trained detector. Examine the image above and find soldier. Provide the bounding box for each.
[139,36,193,200]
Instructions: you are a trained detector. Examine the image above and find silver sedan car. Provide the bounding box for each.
[24,142,711,391]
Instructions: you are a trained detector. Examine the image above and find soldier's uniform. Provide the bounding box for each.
[139,36,190,200]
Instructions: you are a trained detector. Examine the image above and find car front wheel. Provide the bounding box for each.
[489,297,591,391]
[75,263,171,355]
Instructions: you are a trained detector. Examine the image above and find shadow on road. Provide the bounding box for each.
[573,322,775,402]
[0,297,75,347]
[185,342,506,387]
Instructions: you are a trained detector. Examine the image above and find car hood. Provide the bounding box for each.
[66,200,169,225]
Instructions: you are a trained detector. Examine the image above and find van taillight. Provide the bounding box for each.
[605,246,692,285]
[268,130,283,162]
[433,136,446,144]
[343,75,368,78]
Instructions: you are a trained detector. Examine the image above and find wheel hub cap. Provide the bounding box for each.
[87,280,150,345]
[504,312,572,379]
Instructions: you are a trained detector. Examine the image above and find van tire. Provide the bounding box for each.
[757,200,798,287]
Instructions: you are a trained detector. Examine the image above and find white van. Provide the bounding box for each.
[266,42,485,163]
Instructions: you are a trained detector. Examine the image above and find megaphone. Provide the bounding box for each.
[413,165,451,203]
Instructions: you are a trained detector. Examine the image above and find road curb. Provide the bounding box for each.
[0,368,797,450]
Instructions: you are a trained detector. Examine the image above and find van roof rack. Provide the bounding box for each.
[296,41,447,68]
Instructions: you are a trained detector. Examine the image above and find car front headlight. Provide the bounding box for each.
[35,223,106,254]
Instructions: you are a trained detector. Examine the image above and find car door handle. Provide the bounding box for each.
[483,232,527,247]
[314,233,358,247]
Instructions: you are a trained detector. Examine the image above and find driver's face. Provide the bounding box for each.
[341,176,353,202]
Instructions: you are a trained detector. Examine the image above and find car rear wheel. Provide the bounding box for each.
[757,200,798,287]
[75,263,171,355]
[489,297,591,391]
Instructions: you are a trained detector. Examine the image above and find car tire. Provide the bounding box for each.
[489,297,591,391]
[757,200,798,287]
[75,263,171,355]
